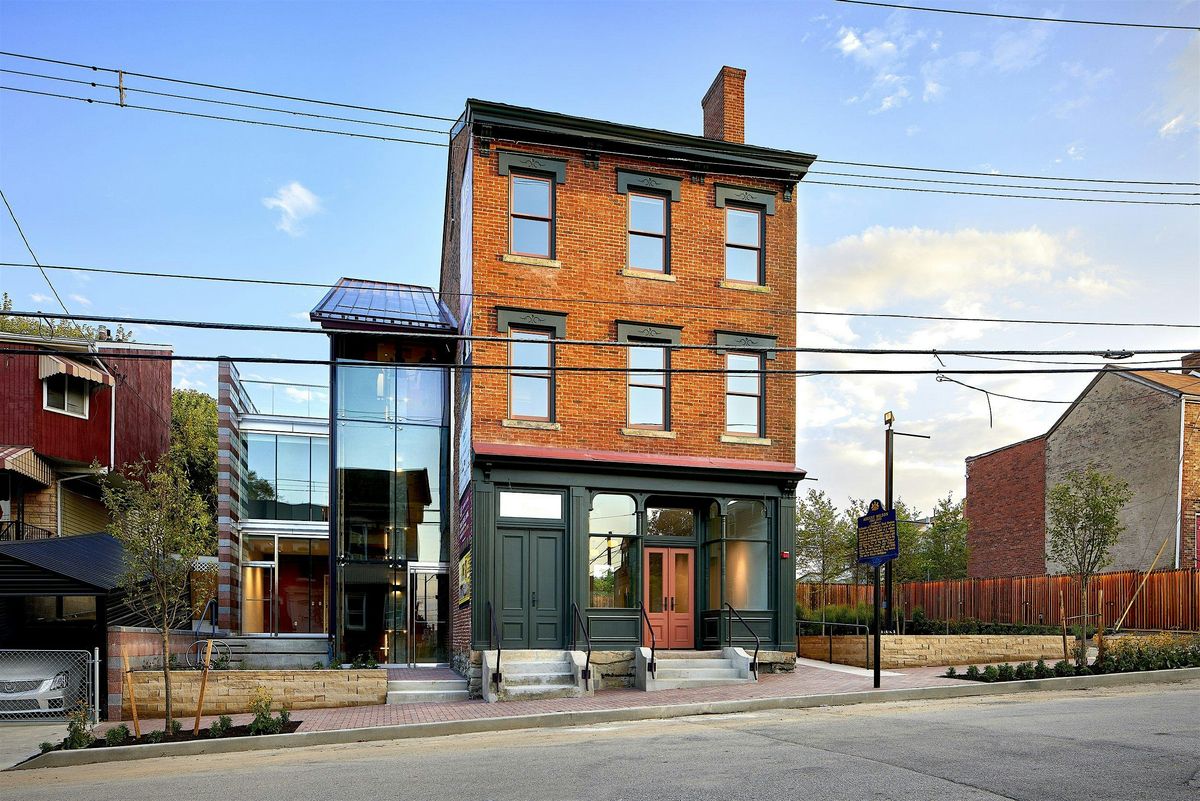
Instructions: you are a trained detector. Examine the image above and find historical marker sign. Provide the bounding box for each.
[857,499,899,567]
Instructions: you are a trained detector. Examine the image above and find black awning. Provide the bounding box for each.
[0,533,122,596]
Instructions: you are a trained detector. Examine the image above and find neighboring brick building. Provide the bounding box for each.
[441,67,815,670]
[966,360,1200,577]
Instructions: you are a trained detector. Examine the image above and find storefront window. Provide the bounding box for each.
[589,536,634,608]
[589,494,636,537]
[725,541,769,609]
[727,500,767,538]
[705,500,770,611]
[647,506,693,537]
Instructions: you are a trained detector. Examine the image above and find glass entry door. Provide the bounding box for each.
[407,566,449,665]
[643,547,694,649]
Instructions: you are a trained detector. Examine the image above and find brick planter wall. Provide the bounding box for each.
[106,627,198,721]
[123,669,386,718]
[798,635,1068,669]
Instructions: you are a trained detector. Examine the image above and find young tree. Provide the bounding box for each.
[102,458,212,734]
[919,493,969,580]
[1046,469,1132,655]
[170,389,218,535]
[794,489,854,611]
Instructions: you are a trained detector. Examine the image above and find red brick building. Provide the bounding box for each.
[966,360,1200,578]
[440,67,815,673]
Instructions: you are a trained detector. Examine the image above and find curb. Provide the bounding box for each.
[14,667,1200,771]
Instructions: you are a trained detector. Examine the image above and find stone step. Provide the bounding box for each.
[500,659,571,673]
[386,679,466,692]
[649,658,736,670]
[224,637,329,654]
[503,672,575,688]
[387,689,469,704]
[656,650,726,660]
[645,677,752,690]
[654,667,741,680]
[498,684,582,701]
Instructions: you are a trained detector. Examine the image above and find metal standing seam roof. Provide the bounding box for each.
[310,278,457,332]
[0,532,124,592]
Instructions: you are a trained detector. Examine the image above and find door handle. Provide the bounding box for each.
[671,596,676,612]
[663,597,668,612]
[531,591,537,608]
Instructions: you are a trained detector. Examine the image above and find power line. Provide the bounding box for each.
[0,85,449,147]
[816,159,1199,187]
[937,374,1200,406]
[0,50,458,122]
[0,68,451,135]
[2,309,1196,358]
[835,0,1200,31]
[807,170,1199,197]
[5,260,1200,331]
[802,179,1199,207]
[0,188,70,315]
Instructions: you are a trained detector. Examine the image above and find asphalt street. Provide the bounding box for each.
[1,681,1196,801]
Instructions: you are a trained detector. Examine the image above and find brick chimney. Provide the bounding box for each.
[1182,352,1200,372]
[702,66,746,143]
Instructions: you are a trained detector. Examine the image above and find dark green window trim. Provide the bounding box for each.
[616,321,682,345]
[496,307,567,338]
[498,151,567,184]
[616,169,682,202]
[714,184,776,215]
[714,331,778,360]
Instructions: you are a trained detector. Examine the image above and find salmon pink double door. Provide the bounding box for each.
[643,547,694,649]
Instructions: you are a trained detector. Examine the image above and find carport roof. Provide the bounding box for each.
[0,533,122,595]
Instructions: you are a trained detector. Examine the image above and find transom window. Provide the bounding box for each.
[510,173,553,258]
[724,206,763,284]
[725,352,763,436]
[43,374,89,418]
[628,192,668,272]
[509,327,553,421]
[627,342,668,430]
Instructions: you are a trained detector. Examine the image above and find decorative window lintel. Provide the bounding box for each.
[496,307,567,338]
[498,150,567,183]
[715,184,776,215]
[715,331,778,360]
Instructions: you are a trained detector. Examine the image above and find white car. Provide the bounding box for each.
[0,665,71,716]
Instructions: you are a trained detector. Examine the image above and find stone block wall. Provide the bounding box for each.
[123,669,386,718]
[798,634,1068,669]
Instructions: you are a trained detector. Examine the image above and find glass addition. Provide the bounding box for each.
[276,537,330,634]
[509,328,552,420]
[628,344,667,429]
[337,421,395,560]
[243,434,329,521]
[510,174,553,257]
[396,424,445,562]
[628,192,667,272]
[244,433,277,519]
[589,536,634,608]
[647,506,694,537]
[725,207,762,283]
[337,364,396,421]
[725,353,763,436]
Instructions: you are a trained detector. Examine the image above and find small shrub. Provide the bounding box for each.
[169,718,182,736]
[1076,666,1092,676]
[943,666,957,678]
[1014,662,1034,681]
[208,714,234,739]
[981,665,999,683]
[39,741,55,754]
[248,686,289,735]
[212,653,231,671]
[63,701,94,750]
[965,665,980,681]
[144,730,164,744]
[104,724,131,747]
[350,652,380,669]
[996,663,1015,682]
[1053,660,1075,677]
[1034,659,1052,679]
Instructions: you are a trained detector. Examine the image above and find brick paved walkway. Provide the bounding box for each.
[102,661,962,736]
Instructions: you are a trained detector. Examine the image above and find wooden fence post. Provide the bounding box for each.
[1096,589,1104,655]
[120,647,140,738]
[1059,590,1068,660]
[192,639,214,735]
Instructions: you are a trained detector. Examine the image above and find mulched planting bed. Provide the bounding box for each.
[52,721,302,752]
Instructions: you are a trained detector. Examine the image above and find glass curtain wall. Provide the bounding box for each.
[335,362,448,664]
[242,433,330,521]
[240,534,329,635]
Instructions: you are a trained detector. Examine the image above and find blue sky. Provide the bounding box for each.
[1,1,1197,514]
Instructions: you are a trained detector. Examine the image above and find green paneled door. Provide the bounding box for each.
[497,528,563,649]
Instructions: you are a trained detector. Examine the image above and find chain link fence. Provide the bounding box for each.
[0,649,96,722]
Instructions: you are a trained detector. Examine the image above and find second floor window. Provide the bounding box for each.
[43,374,89,418]
[725,352,763,436]
[510,173,553,258]
[627,342,668,429]
[628,192,668,272]
[725,206,763,284]
[509,327,553,421]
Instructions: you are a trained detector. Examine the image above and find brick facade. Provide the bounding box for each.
[965,437,1046,578]
[216,360,246,632]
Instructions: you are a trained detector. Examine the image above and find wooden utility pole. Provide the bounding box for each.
[1059,590,1068,660]
[192,639,214,735]
[120,647,140,738]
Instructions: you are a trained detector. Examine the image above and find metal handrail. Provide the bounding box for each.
[486,600,502,691]
[797,619,869,666]
[723,603,760,680]
[196,598,219,641]
[569,602,593,690]
[636,601,657,678]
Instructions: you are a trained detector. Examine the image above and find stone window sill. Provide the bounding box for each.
[621,428,677,439]
[720,434,772,446]
[502,253,562,269]
[622,268,676,282]
[502,419,561,431]
[719,280,771,293]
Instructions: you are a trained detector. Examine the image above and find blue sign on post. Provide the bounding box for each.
[857,499,899,567]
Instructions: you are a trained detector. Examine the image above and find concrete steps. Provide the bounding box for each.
[224,637,329,669]
[386,678,469,704]
[482,650,593,702]
[639,648,757,691]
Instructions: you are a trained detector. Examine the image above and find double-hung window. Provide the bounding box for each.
[510,173,554,258]
[43,374,89,418]
[627,341,669,430]
[724,352,763,436]
[724,206,763,284]
[627,192,668,273]
[509,327,553,421]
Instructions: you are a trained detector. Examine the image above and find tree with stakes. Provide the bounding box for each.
[102,457,212,736]
[1046,469,1132,661]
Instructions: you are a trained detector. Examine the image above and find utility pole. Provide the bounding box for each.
[883,411,930,633]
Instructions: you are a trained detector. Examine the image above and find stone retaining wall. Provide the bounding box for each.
[123,669,386,718]
[798,634,1068,669]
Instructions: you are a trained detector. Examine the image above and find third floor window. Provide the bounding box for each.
[724,206,763,284]
[627,342,669,430]
[628,192,668,273]
[510,173,554,258]
[725,352,764,436]
[509,326,554,421]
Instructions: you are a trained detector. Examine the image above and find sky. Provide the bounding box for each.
[1,0,1198,518]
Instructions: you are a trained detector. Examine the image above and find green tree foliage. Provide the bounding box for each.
[0,292,134,340]
[917,493,969,580]
[170,389,218,533]
[794,489,855,607]
[102,457,212,734]
[1046,468,1132,656]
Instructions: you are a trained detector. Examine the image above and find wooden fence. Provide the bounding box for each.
[797,568,1200,632]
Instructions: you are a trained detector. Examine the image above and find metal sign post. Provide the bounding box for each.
[857,499,898,689]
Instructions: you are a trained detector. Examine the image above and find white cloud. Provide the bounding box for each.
[1066,143,1085,161]
[1154,36,1199,138]
[29,293,51,304]
[262,181,322,236]
[1159,114,1187,137]
[69,293,92,307]
[992,26,1051,73]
